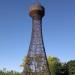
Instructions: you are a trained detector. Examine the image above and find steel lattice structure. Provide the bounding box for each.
[22,2,51,75]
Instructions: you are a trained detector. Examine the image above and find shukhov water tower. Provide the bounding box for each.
[22,1,51,75]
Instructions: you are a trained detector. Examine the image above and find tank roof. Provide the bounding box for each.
[29,3,44,12]
[29,3,45,17]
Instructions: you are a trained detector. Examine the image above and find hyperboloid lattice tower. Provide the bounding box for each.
[22,1,51,75]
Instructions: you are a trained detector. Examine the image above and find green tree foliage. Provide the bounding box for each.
[67,60,75,75]
[57,63,68,75]
[20,56,26,68]
[48,56,69,75]
[47,56,61,75]
[0,70,21,75]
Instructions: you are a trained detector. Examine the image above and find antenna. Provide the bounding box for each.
[36,0,41,4]
[36,0,39,3]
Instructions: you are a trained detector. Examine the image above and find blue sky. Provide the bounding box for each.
[0,0,75,72]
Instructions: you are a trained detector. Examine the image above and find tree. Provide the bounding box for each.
[57,63,68,75]
[20,56,26,68]
[67,60,75,75]
[0,70,21,75]
[47,56,61,75]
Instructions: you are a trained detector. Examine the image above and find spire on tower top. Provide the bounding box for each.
[35,0,41,5]
[36,0,40,3]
